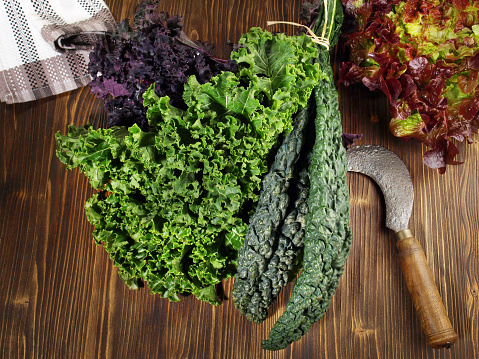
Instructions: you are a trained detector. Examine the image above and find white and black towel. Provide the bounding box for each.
[0,0,116,104]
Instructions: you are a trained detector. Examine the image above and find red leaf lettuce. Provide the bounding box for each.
[340,0,479,172]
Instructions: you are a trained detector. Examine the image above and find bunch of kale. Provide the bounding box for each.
[58,12,322,303]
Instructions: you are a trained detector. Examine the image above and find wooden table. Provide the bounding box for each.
[1,0,478,358]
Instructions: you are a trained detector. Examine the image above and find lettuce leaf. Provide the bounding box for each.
[56,28,321,305]
[340,0,479,172]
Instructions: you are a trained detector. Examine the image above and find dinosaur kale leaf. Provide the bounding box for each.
[261,0,353,350]
[232,104,313,324]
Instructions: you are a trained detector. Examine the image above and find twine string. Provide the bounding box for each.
[266,0,330,50]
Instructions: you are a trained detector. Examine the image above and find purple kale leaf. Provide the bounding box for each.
[342,132,363,148]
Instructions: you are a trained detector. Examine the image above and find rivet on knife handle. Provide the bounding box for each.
[395,229,458,349]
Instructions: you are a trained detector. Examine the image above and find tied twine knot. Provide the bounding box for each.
[266,21,330,50]
[267,0,330,50]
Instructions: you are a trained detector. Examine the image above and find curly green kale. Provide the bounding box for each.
[56,28,321,305]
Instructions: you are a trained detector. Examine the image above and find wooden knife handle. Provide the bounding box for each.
[395,229,458,349]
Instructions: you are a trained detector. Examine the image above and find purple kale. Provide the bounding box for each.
[342,132,363,148]
[88,0,237,130]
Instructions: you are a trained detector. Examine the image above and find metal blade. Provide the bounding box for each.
[346,145,414,232]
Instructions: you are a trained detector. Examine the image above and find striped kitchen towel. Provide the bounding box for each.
[0,0,116,104]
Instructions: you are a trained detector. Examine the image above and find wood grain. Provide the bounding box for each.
[1,0,478,358]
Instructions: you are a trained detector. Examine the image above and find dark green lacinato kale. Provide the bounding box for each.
[262,0,353,350]
[258,158,311,299]
[56,28,321,306]
[232,104,314,323]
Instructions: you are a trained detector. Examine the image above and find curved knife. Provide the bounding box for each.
[347,145,458,349]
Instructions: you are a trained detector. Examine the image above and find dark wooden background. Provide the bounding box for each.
[1,0,478,358]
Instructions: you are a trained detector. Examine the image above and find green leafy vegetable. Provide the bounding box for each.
[262,0,353,350]
[232,104,313,324]
[56,27,321,305]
